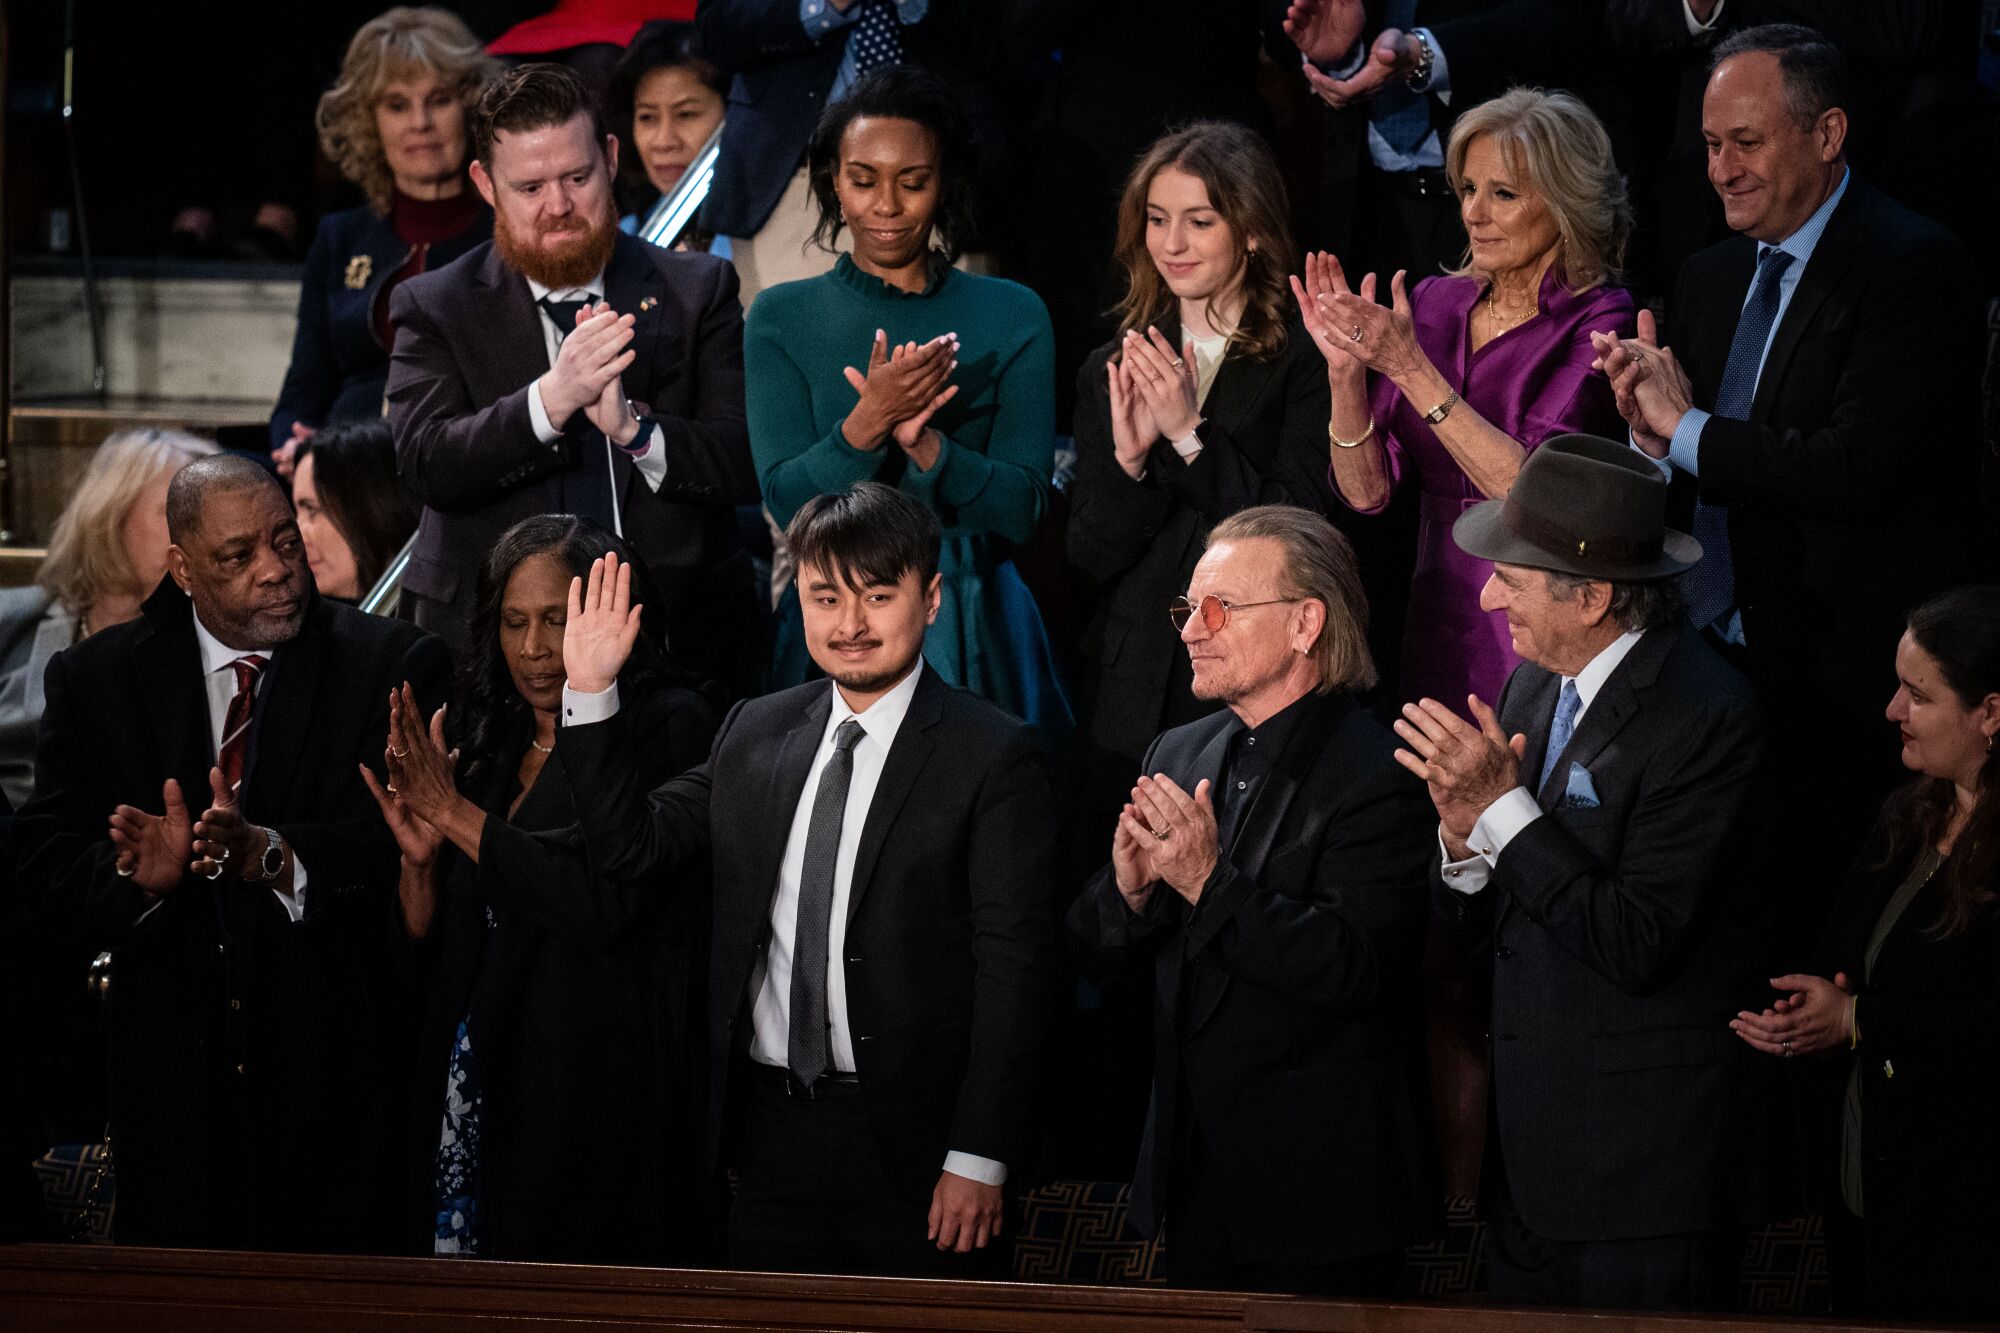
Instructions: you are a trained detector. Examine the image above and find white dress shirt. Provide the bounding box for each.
[1440,629,1644,894]
[523,270,671,534]
[190,612,309,922]
[560,664,1007,1186]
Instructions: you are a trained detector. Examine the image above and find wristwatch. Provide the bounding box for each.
[618,400,656,457]
[1405,29,1434,90]
[1422,390,1461,426]
[257,826,286,882]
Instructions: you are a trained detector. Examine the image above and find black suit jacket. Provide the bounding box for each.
[1438,622,1776,1242]
[1067,319,1334,768]
[385,234,758,675]
[1804,822,2000,1318]
[1070,691,1438,1266]
[1670,178,1985,723]
[13,581,452,1250]
[405,685,715,1263]
[517,664,1058,1201]
[694,0,1004,241]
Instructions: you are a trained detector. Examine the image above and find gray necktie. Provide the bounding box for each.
[788,718,866,1087]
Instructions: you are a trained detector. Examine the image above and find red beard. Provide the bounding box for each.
[494,202,618,290]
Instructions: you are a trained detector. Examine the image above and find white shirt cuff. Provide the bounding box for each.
[1469,787,1542,863]
[1314,42,1369,80]
[1683,0,1724,34]
[1168,429,1202,462]
[269,850,308,923]
[942,1151,1007,1187]
[528,377,564,446]
[1630,429,1675,482]
[630,424,668,490]
[1438,826,1492,894]
[561,680,620,725]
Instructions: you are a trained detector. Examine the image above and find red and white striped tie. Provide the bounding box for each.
[217,654,268,798]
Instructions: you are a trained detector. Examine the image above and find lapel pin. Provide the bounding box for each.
[639,296,658,312]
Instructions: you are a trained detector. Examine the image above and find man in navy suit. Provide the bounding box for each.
[1399,435,1774,1309]
[387,63,758,687]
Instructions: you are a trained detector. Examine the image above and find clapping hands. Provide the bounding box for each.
[842,329,960,464]
[1590,309,1695,458]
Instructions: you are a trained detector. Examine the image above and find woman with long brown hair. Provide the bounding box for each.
[1732,585,2000,1321]
[1068,120,1335,804]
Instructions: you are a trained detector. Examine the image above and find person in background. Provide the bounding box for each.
[745,68,1066,735]
[365,516,714,1262]
[0,429,218,808]
[1068,121,1332,832]
[292,419,422,605]
[1732,586,2000,1324]
[606,22,727,246]
[270,7,498,473]
[1299,87,1636,712]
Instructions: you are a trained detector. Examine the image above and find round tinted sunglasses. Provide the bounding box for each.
[1168,595,1297,633]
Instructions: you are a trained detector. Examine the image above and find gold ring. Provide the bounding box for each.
[391,747,409,759]
[1171,358,1185,370]
[1154,827,1171,841]
[386,783,399,794]
[1349,326,1364,342]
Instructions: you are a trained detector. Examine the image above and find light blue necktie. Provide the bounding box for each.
[1685,245,1793,630]
[1538,679,1581,794]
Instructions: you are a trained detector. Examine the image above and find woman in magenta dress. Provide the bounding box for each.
[1295,88,1637,709]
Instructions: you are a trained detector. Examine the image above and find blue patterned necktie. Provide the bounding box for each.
[1538,679,1581,794]
[1684,245,1792,630]
[849,0,905,75]
[788,718,866,1088]
[536,294,618,534]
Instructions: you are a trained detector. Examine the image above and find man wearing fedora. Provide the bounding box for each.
[1394,434,1775,1310]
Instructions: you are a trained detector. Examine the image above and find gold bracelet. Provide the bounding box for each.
[1330,416,1376,450]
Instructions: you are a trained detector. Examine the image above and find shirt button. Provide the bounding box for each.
[1236,781,1247,790]
[1245,736,1255,746]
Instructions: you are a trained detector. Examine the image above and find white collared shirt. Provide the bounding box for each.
[1440,629,1645,894]
[522,269,670,525]
[558,664,1007,1186]
[189,612,310,922]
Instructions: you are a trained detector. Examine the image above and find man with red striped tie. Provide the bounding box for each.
[14,453,451,1253]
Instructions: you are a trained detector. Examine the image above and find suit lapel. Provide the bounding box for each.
[1749,184,1866,423]
[133,584,214,799]
[1534,627,1676,807]
[1508,669,1562,804]
[846,665,944,925]
[478,245,560,403]
[1154,713,1238,1031]
[752,686,834,932]
[602,236,668,511]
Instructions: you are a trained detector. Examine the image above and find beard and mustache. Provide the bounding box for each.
[494,196,619,290]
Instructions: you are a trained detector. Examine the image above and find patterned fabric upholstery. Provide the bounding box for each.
[34,1143,114,1243]
[1015,1180,1164,1285]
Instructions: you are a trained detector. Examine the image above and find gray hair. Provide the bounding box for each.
[1444,87,1631,294]
[1710,23,1851,133]
[165,454,284,545]
[1544,571,1685,633]
[1207,506,1377,694]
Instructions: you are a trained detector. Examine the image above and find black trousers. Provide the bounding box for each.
[1164,1125,1403,1296]
[726,1066,1006,1279]
[1483,1136,1740,1311]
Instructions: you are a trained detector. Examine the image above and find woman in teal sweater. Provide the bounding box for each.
[744,68,1068,734]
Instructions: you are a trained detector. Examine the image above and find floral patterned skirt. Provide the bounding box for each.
[433,1015,486,1255]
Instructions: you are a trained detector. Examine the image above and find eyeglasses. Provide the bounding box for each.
[1168,595,1296,633]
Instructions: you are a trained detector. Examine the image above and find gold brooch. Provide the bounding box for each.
[343,254,373,290]
[638,296,658,312]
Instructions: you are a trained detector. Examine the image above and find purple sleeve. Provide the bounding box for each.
[1517,286,1637,449]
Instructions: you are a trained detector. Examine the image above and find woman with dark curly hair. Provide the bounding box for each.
[1067,120,1334,792]
[268,7,498,468]
[743,67,1066,734]
[364,516,714,1261]
[1732,586,2000,1322]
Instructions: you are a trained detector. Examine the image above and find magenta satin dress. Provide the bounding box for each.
[1338,269,1637,707]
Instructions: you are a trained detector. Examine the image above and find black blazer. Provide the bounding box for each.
[385,235,759,674]
[1807,821,2000,1320]
[1069,690,1438,1266]
[1669,178,1986,719]
[509,664,1059,1201]
[405,685,715,1263]
[1067,318,1333,768]
[12,581,452,1250]
[1439,622,1778,1242]
[268,202,491,450]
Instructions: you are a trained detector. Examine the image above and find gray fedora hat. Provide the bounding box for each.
[1452,433,1701,581]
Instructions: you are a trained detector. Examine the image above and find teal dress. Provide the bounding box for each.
[746,255,1069,733]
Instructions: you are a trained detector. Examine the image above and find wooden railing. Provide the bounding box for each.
[0,1245,1951,1333]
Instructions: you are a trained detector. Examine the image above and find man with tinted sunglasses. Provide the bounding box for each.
[1069,504,1437,1294]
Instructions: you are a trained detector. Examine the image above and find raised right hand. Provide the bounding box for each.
[108,778,193,898]
[564,553,643,695]
[538,302,637,426]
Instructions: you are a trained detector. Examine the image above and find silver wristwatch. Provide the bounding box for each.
[257,826,286,882]
[1405,29,1434,90]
